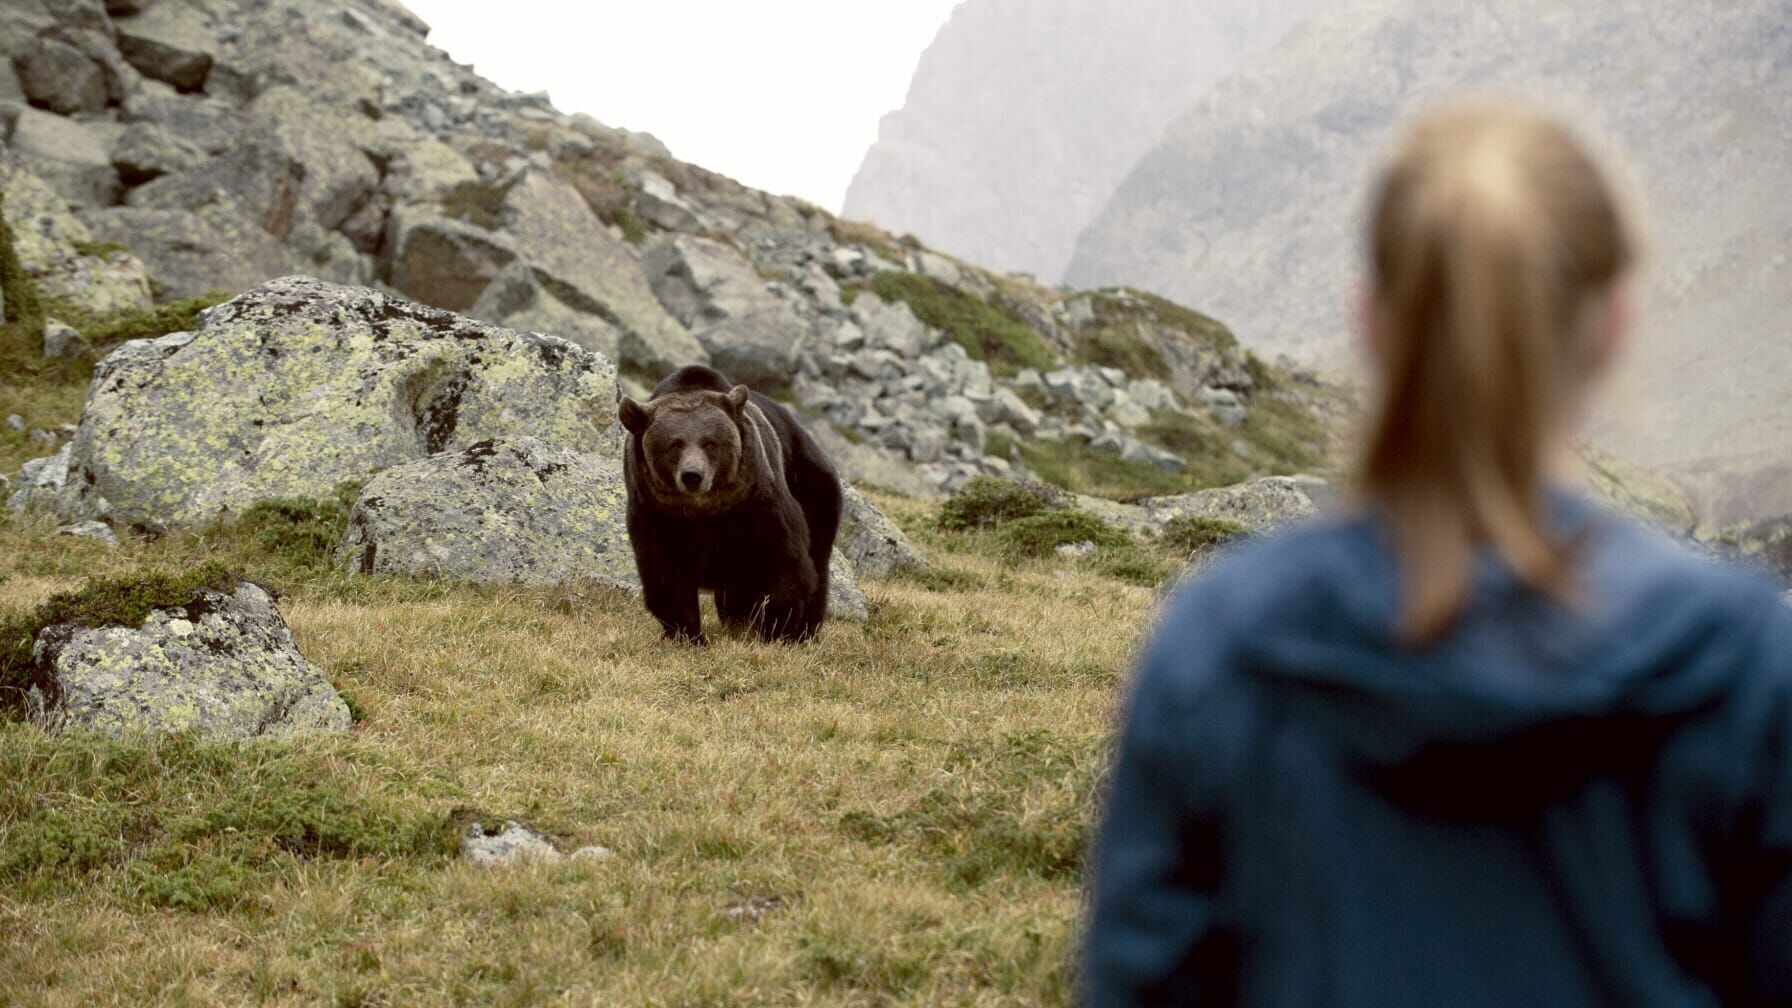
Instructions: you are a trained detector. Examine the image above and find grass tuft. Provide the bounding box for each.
[937,475,1066,531]
[997,511,1130,559]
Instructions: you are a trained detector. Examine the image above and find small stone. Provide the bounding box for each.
[56,520,119,548]
[42,318,90,359]
[1055,541,1098,559]
[570,845,615,862]
[460,820,563,867]
[28,429,57,446]
[4,414,23,432]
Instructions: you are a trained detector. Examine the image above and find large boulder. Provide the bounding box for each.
[25,580,350,739]
[245,86,379,231]
[113,1,216,92]
[6,105,119,205]
[338,437,637,590]
[499,170,705,377]
[468,261,625,362]
[13,34,109,115]
[82,203,304,301]
[385,205,518,312]
[52,276,622,528]
[338,437,871,621]
[1142,475,1324,535]
[643,233,803,388]
[837,484,928,579]
[127,139,307,239]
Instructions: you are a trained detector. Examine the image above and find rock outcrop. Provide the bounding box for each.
[336,436,876,621]
[26,581,350,739]
[1140,476,1324,535]
[47,276,620,528]
[338,437,636,590]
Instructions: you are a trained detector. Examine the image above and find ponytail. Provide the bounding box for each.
[1358,106,1635,645]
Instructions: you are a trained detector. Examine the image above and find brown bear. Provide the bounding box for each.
[618,365,842,643]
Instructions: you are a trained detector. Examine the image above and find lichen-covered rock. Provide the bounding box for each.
[338,436,872,621]
[838,484,927,579]
[338,437,637,590]
[56,276,622,528]
[1142,475,1323,534]
[459,820,562,867]
[28,582,350,739]
[7,106,120,207]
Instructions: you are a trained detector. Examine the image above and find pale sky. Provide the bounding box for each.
[406,1,964,212]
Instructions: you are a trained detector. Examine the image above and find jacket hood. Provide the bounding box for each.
[1220,494,1770,817]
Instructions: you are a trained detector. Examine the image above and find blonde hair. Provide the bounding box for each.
[1357,104,1637,645]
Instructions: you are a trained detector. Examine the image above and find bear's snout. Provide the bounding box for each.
[679,469,704,491]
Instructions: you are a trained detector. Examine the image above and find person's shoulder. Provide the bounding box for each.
[1579,499,1786,626]
[1160,513,1386,638]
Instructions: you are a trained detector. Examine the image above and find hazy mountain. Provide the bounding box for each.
[1065,0,1792,522]
[842,0,1335,281]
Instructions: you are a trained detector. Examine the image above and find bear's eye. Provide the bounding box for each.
[668,439,684,451]
[701,439,717,452]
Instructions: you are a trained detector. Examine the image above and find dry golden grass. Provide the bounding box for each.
[0,495,1161,1006]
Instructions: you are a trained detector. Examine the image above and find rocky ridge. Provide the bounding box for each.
[0,0,1341,503]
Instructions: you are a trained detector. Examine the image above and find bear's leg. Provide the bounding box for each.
[714,587,762,632]
[643,573,705,644]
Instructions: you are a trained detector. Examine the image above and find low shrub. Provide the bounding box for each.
[938,476,1065,531]
[996,511,1129,559]
[1158,514,1248,556]
[868,272,1057,375]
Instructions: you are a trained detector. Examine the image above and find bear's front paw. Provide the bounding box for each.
[663,628,709,646]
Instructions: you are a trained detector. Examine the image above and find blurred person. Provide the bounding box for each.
[1083,103,1792,1007]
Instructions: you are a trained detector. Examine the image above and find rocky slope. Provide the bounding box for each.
[1065,0,1792,521]
[0,0,1343,505]
[842,0,1335,281]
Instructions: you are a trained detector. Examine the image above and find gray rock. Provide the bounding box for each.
[339,438,638,590]
[13,35,108,115]
[246,86,379,231]
[111,120,207,186]
[6,443,69,514]
[120,81,239,154]
[83,203,304,301]
[4,414,22,432]
[469,263,625,362]
[28,581,350,739]
[1142,476,1323,535]
[838,484,927,578]
[386,205,519,312]
[500,170,705,378]
[55,519,118,547]
[854,292,929,356]
[55,277,622,528]
[643,233,802,387]
[113,1,216,91]
[41,318,89,359]
[128,139,307,239]
[7,105,118,205]
[460,820,562,867]
[2,164,151,314]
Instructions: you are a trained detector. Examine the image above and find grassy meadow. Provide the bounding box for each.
[0,483,1169,1006]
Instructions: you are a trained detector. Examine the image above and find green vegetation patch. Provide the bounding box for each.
[0,727,454,909]
[937,476,1066,531]
[0,561,243,713]
[1159,514,1247,555]
[1014,438,1188,502]
[48,291,229,357]
[229,481,363,574]
[868,272,1057,375]
[438,179,511,230]
[996,511,1129,559]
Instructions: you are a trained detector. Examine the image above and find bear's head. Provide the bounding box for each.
[619,385,752,502]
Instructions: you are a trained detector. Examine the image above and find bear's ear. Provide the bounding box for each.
[725,385,749,415]
[618,397,650,435]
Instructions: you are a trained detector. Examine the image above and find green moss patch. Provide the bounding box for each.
[1,561,242,714]
[438,179,511,230]
[0,727,454,909]
[868,272,1057,375]
[230,482,363,573]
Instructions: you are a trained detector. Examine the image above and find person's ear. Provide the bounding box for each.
[619,397,649,435]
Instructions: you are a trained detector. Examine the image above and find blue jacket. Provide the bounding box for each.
[1085,495,1792,1007]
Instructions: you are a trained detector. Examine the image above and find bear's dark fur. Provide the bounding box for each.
[619,365,842,643]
